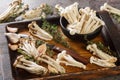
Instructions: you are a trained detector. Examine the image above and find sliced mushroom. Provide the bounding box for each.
[28,21,53,41]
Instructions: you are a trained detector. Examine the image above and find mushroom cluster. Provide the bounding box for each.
[22,3,52,20]
[0,0,28,22]
[87,43,117,67]
[16,38,66,74]
[28,21,53,41]
[56,2,105,35]
[56,50,86,69]
[100,3,120,16]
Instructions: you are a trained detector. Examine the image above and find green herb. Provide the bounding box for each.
[46,46,55,57]
[35,39,45,48]
[17,48,35,61]
[41,19,70,48]
[111,13,120,23]
[87,40,116,56]
[42,4,53,15]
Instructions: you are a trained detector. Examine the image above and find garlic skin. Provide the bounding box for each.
[8,43,18,51]
[5,33,20,43]
[7,26,18,33]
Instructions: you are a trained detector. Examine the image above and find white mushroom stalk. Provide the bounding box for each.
[19,40,40,58]
[90,56,116,67]
[0,0,28,22]
[13,55,48,75]
[37,55,66,74]
[22,3,50,20]
[19,39,65,74]
[86,43,117,63]
[28,21,53,41]
[100,3,120,16]
[0,0,22,21]
[56,50,86,69]
[48,65,59,74]
[56,2,104,35]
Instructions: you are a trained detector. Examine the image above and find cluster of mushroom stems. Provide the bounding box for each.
[87,43,117,67]
[5,21,87,75]
[56,2,105,35]
[0,0,28,22]
[100,3,120,16]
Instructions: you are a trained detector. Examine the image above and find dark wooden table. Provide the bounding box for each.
[0,0,120,80]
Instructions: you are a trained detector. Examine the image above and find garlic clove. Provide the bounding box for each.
[8,43,18,51]
[7,26,18,33]
[5,33,20,43]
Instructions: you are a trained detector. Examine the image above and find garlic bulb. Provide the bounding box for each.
[5,33,20,43]
[8,43,18,51]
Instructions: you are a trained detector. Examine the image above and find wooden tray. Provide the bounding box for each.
[1,12,120,80]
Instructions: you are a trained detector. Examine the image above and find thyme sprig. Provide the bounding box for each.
[41,19,70,48]
[111,13,120,23]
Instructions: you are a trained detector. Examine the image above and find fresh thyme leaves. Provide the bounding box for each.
[111,13,120,23]
[17,48,35,61]
[87,41,115,56]
[42,4,53,15]
[41,19,70,48]
[35,39,45,48]
[46,46,55,57]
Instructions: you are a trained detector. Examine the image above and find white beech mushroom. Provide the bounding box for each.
[19,39,65,74]
[90,56,116,67]
[22,3,49,20]
[86,43,117,63]
[13,55,48,75]
[48,65,59,74]
[0,0,22,21]
[37,55,66,74]
[56,50,86,69]
[56,2,104,35]
[28,21,53,41]
[100,3,120,16]
[19,39,40,58]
